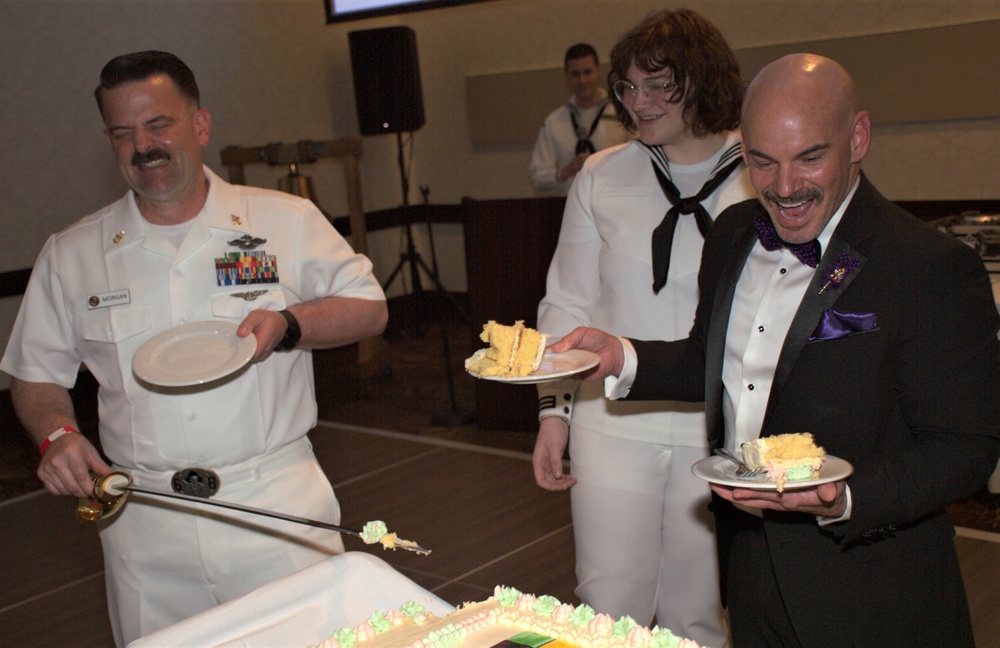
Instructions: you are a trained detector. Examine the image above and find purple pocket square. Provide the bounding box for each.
[809,309,878,342]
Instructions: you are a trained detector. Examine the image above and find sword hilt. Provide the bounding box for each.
[77,471,133,523]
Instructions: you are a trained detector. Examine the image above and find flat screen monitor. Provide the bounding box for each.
[325,0,492,24]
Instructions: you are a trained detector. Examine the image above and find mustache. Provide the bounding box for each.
[131,149,171,167]
[761,188,822,205]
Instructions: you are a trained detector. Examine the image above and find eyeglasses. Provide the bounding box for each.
[612,79,678,105]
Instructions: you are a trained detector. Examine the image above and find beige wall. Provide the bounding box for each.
[0,0,998,387]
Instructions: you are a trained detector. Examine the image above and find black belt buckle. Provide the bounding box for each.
[171,468,220,498]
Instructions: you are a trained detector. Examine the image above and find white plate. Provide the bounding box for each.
[468,349,600,384]
[691,454,854,490]
[133,321,257,387]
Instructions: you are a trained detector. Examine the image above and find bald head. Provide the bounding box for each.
[744,54,857,128]
[739,54,871,245]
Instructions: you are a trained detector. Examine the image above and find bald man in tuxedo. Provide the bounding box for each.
[550,54,999,646]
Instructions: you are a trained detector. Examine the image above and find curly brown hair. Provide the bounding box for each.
[609,8,742,137]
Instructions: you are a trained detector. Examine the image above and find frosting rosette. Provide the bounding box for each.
[331,627,357,647]
[568,603,597,627]
[360,520,388,545]
[626,625,654,646]
[494,586,522,606]
[551,603,575,623]
[533,594,560,617]
[649,627,684,648]
[612,615,638,640]
[353,622,377,642]
[515,594,537,612]
[588,612,616,636]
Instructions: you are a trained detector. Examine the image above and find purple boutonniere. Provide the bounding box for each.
[818,253,861,294]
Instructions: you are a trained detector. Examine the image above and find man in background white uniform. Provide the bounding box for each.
[529,43,630,195]
[0,50,387,646]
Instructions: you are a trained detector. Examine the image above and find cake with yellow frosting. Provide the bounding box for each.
[465,321,548,378]
[312,586,704,648]
[742,432,826,491]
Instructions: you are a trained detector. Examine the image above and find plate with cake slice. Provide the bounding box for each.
[693,433,853,491]
[464,320,599,383]
[692,454,853,490]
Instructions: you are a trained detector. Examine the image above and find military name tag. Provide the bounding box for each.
[87,290,131,310]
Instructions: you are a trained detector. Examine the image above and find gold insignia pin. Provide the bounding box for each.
[231,214,243,226]
[231,290,268,302]
[113,231,125,244]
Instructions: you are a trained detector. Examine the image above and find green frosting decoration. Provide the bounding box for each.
[399,601,428,620]
[495,586,523,606]
[649,626,681,648]
[567,603,596,627]
[784,465,815,481]
[611,615,638,639]
[332,627,357,647]
[532,595,560,617]
[427,623,467,648]
[360,520,388,544]
[367,610,391,633]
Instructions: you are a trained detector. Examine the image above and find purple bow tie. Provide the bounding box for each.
[753,215,821,268]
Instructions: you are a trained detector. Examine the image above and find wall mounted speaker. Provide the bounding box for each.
[348,26,426,136]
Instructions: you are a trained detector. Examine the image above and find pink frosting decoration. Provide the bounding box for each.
[354,622,378,642]
[551,603,574,623]
[316,639,340,648]
[516,594,537,612]
[678,639,701,648]
[588,612,616,635]
[384,609,408,626]
[626,626,654,646]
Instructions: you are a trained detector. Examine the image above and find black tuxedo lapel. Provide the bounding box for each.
[705,222,757,449]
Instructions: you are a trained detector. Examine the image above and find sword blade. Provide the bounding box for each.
[122,484,357,534]
[120,485,431,555]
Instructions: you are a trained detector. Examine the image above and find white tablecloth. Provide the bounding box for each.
[128,552,453,648]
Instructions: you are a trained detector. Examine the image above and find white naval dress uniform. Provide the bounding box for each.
[537,135,753,647]
[528,92,632,195]
[1,166,385,646]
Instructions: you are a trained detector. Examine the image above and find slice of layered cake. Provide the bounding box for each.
[465,320,548,378]
[742,432,826,491]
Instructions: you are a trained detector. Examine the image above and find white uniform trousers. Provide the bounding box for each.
[100,438,344,647]
[569,424,729,648]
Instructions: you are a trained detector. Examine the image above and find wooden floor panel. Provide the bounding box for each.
[0,491,104,606]
[3,572,113,648]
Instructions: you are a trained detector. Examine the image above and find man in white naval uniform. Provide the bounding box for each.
[529,43,631,195]
[0,51,387,646]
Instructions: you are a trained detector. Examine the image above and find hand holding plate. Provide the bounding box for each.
[712,479,849,518]
[548,326,625,380]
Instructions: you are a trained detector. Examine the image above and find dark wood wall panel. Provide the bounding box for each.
[462,196,566,431]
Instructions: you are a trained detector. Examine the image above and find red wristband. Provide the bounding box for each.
[40,426,78,457]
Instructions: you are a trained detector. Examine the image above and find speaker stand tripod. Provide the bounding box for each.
[380,134,475,427]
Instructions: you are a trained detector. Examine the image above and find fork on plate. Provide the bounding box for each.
[713,447,766,479]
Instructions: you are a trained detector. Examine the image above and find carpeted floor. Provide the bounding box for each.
[2,319,998,535]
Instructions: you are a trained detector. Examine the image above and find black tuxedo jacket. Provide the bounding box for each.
[628,176,1000,645]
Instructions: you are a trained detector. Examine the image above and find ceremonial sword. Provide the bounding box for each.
[80,471,430,555]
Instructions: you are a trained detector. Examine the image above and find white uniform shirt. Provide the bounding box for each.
[538,134,754,447]
[528,91,631,195]
[1,166,384,472]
